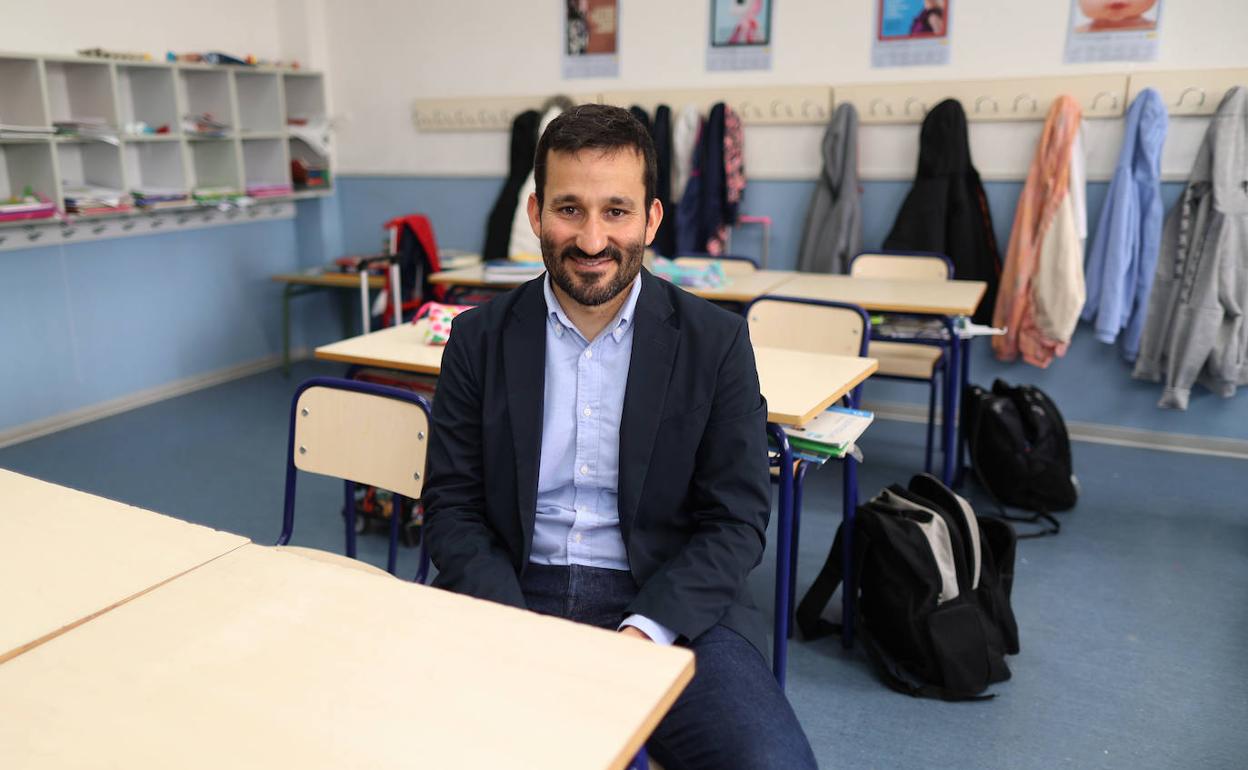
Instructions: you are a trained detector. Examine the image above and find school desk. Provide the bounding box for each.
[428,265,794,304]
[0,469,247,665]
[0,542,694,770]
[771,273,988,487]
[271,269,387,375]
[315,329,877,686]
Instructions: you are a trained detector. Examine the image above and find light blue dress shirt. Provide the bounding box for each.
[531,273,676,645]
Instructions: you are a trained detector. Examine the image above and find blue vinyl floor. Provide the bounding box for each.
[2,359,1244,770]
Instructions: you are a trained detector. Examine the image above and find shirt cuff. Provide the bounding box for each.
[619,614,679,646]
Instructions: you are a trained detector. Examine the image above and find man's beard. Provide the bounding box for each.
[540,233,645,307]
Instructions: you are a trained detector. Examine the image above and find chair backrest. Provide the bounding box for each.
[745,296,869,358]
[674,254,758,277]
[850,251,953,282]
[287,378,431,500]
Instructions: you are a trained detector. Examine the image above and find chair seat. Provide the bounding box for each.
[868,340,944,379]
[273,545,394,578]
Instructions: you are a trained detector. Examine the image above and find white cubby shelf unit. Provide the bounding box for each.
[0,51,331,242]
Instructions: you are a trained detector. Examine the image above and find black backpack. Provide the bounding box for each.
[798,474,1019,701]
[962,379,1077,536]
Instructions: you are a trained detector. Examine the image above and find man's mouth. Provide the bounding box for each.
[566,253,616,269]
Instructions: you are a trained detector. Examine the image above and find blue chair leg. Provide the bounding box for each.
[924,367,939,474]
[768,423,794,687]
[841,453,859,648]
[786,462,810,640]
[387,493,402,575]
[343,480,358,559]
[940,335,960,485]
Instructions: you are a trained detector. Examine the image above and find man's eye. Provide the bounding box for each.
[560,207,579,216]
[607,208,626,217]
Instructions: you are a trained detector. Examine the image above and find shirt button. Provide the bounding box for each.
[584,349,593,359]
[580,464,589,476]
[574,533,583,543]
[583,406,592,417]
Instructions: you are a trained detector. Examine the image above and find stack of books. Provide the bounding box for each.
[63,185,133,215]
[483,258,545,283]
[245,182,293,199]
[54,120,119,145]
[0,193,56,222]
[192,186,240,205]
[132,186,189,209]
[0,123,55,140]
[183,113,229,137]
[781,405,874,465]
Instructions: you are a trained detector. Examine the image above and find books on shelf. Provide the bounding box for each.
[0,123,56,141]
[192,186,241,203]
[0,193,57,222]
[63,185,132,214]
[781,406,874,463]
[183,113,230,137]
[54,120,119,144]
[132,186,189,209]
[245,182,294,199]
[482,258,544,283]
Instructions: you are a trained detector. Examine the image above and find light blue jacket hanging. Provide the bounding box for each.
[1081,88,1168,361]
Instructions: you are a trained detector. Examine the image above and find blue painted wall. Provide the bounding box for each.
[333,173,1248,441]
[0,207,343,433]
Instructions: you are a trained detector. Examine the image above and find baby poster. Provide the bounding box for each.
[872,0,951,68]
[707,0,774,72]
[1065,0,1162,63]
[564,0,620,78]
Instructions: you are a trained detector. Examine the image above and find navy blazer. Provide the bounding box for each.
[422,268,772,654]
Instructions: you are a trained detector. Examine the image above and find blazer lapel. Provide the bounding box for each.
[502,280,547,560]
[618,271,679,541]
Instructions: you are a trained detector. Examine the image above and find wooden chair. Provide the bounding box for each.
[745,295,870,651]
[278,376,433,582]
[850,251,956,475]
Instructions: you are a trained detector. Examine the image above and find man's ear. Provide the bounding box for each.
[644,198,663,246]
[527,193,542,240]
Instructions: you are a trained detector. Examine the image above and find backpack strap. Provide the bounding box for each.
[796,519,871,640]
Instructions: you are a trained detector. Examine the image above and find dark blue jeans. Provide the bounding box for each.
[521,563,818,770]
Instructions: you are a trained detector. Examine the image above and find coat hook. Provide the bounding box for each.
[1091,91,1119,112]
[904,97,927,117]
[1012,93,1038,113]
[974,95,999,114]
[869,98,893,118]
[1176,86,1207,108]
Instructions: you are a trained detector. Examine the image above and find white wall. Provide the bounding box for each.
[323,0,1248,180]
[0,0,285,62]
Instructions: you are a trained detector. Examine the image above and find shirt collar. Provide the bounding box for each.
[543,271,642,344]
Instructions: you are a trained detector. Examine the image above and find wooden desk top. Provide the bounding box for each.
[685,270,793,303]
[0,470,247,664]
[272,270,386,290]
[771,273,987,316]
[755,347,878,426]
[0,544,694,770]
[315,323,444,375]
[428,264,512,288]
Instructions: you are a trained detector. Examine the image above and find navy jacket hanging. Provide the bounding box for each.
[483,109,541,260]
[651,104,676,256]
[676,103,727,254]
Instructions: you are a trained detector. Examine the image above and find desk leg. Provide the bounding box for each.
[954,336,972,488]
[281,284,296,376]
[941,330,960,486]
[841,454,859,648]
[769,423,793,689]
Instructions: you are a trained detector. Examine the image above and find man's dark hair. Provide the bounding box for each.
[533,103,657,212]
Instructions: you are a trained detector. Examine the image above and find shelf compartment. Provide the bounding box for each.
[57,141,125,190]
[188,138,241,194]
[282,73,326,127]
[179,68,234,134]
[241,138,292,196]
[288,136,330,192]
[124,141,189,202]
[0,57,50,128]
[43,60,117,128]
[235,71,284,134]
[117,65,179,135]
[0,142,58,209]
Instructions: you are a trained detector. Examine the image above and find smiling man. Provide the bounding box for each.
[422,104,816,770]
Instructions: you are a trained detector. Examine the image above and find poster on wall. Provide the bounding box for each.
[563,0,620,78]
[1064,0,1162,63]
[872,0,951,68]
[706,0,773,72]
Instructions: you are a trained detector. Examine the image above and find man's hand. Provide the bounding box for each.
[619,625,653,642]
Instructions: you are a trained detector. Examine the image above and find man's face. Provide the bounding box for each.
[1079,0,1155,22]
[528,148,662,308]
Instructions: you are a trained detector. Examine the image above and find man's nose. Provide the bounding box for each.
[576,217,608,256]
